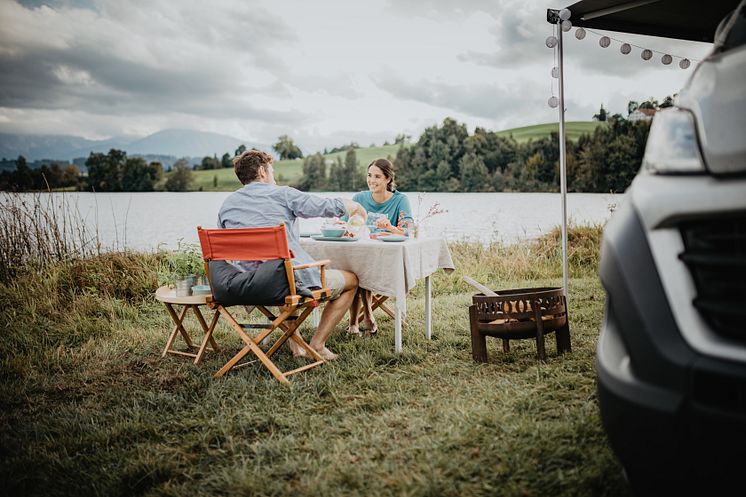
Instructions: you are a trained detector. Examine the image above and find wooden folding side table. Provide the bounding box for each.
[155,285,220,364]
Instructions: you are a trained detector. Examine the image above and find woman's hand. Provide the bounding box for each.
[374,217,392,230]
[375,217,405,235]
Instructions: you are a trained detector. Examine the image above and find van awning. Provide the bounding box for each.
[548,0,739,42]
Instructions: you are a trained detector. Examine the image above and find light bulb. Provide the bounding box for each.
[620,43,631,54]
[551,66,559,78]
[575,27,586,40]
[548,96,559,108]
[559,8,571,20]
[599,36,611,48]
[679,58,691,69]
[641,49,653,60]
[545,36,558,48]
[561,20,572,32]
[661,54,673,65]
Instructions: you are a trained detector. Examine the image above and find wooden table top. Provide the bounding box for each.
[155,285,211,305]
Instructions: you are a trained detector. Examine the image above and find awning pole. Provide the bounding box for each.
[557,20,569,299]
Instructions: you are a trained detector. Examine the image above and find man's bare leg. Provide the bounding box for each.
[309,270,358,359]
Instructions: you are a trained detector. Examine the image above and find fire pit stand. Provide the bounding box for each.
[469,287,571,362]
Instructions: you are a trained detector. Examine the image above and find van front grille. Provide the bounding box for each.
[679,215,746,342]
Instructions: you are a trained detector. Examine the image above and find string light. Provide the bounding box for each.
[581,27,699,68]
[544,9,699,109]
[547,23,559,109]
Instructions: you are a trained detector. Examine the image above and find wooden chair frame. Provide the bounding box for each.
[353,292,407,328]
[158,293,220,364]
[197,225,332,384]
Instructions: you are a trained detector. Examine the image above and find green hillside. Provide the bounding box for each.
[190,144,402,192]
[188,122,601,191]
[496,121,603,143]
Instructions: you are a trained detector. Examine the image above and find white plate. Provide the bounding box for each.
[380,235,408,242]
[310,235,358,242]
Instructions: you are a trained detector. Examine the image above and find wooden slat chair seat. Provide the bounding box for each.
[197,225,332,384]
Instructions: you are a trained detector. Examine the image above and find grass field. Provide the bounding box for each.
[495,121,604,143]
[0,213,634,496]
[186,123,602,191]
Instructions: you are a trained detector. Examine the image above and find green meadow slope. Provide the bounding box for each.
[495,121,603,143]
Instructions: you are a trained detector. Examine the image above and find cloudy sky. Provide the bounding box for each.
[0,0,713,153]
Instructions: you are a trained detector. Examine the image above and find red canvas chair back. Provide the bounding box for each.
[193,224,330,384]
[197,225,292,262]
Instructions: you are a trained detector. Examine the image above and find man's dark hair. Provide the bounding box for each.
[233,149,273,185]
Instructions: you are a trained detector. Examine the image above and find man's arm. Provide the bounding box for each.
[342,199,368,221]
[284,186,366,221]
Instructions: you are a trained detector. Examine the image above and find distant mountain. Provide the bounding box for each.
[0,129,268,162]
[0,133,127,162]
[126,129,255,158]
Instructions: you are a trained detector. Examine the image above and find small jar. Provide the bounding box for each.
[175,279,192,297]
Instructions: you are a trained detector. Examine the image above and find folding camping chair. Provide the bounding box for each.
[352,292,407,329]
[197,225,332,384]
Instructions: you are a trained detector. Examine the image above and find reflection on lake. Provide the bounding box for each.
[4,191,621,251]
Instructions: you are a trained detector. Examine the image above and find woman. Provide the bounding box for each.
[348,158,413,336]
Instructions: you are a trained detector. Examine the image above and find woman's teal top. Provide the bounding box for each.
[351,190,414,233]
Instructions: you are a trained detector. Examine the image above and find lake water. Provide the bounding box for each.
[4,191,622,251]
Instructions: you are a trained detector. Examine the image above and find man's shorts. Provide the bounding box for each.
[325,269,345,300]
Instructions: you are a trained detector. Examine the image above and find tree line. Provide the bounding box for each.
[2,101,659,193]
[0,138,294,192]
[393,116,650,193]
[295,113,651,194]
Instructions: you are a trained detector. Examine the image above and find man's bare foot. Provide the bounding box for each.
[287,337,307,358]
[346,324,361,335]
[362,319,379,337]
[315,347,338,361]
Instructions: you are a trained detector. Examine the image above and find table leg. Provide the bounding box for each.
[312,307,320,328]
[192,306,220,351]
[162,303,192,357]
[425,275,432,340]
[395,299,402,353]
[194,310,220,365]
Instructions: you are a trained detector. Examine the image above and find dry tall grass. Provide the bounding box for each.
[0,192,103,281]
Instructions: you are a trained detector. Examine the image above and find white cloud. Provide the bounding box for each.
[0,0,717,153]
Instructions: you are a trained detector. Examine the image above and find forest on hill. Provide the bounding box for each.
[295,116,648,194]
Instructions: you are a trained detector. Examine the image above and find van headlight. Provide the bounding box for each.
[641,108,706,174]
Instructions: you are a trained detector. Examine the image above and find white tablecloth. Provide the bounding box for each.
[299,236,455,315]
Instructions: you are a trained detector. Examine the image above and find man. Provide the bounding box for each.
[217,149,366,360]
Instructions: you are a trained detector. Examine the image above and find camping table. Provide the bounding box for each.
[155,285,220,364]
[300,236,455,352]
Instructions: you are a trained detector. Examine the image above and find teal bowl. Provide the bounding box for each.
[191,284,211,296]
[320,227,345,238]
